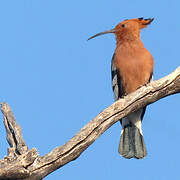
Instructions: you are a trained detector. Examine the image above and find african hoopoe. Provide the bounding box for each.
[88,17,154,159]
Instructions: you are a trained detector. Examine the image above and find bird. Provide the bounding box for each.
[88,17,154,159]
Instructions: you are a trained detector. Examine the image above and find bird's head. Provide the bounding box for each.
[88,17,154,42]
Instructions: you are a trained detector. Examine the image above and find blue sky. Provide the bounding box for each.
[0,0,180,179]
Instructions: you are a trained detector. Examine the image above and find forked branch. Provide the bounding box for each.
[0,67,180,180]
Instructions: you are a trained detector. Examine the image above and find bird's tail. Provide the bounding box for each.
[118,123,147,159]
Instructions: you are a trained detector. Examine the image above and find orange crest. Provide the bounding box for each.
[125,17,154,29]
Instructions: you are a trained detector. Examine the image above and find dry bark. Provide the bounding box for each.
[0,66,180,180]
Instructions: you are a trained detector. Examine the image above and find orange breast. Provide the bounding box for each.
[114,44,154,94]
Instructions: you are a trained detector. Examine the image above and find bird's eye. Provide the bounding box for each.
[121,24,126,28]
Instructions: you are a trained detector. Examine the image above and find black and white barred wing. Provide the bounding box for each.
[111,54,125,101]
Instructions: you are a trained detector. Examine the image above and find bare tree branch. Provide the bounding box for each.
[0,103,38,180]
[0,148,38,180]
[1,102,28,156]
[1,66,180,180]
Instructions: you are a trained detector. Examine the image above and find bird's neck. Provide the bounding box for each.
[116,37,144,49]
[115,31,143,46]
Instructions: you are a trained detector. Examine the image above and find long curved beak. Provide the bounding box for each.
[88,29,117,41]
